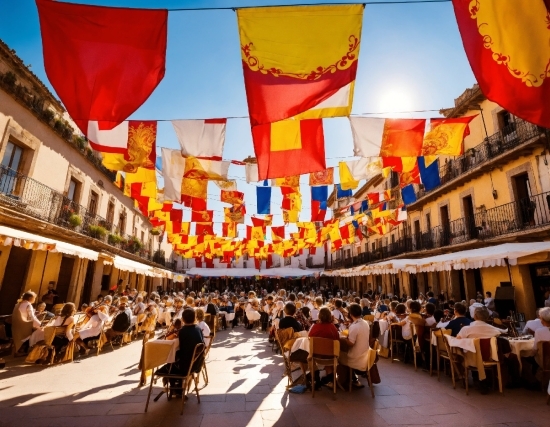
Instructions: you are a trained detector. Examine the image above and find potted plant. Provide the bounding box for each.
[108,233,123,245]
[68,213,82,228]
[125,236,143,254]
[88,224,107,239]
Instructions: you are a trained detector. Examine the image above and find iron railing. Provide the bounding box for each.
[416,119,544,200]
[327,190,550,269]
[0,164,174,269]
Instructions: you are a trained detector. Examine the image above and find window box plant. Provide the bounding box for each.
[88,224,107,239]
[68,213,82,228]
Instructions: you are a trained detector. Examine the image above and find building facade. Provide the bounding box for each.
[0,39,181,314]
[327,85,550,319]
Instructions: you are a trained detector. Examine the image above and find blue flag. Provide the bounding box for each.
[336,184,352,199]
[401,185,417,205]
[418,157,441,191]
[256,186,271,214]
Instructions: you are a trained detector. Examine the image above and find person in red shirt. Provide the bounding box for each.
[308,307,339,386]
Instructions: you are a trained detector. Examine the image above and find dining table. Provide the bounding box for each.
[507,336,534,370]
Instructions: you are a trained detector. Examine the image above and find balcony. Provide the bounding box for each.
[410,119,547,208]
[327,190,550,270]
[0,164,173,269]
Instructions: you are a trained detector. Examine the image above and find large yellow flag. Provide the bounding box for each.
[237,5,364,126]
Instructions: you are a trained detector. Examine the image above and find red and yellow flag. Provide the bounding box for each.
[309,168,334,186]
[452,0,550,127]
[237,5,364,126]
[252,118,326,180]
[421,115,476,158]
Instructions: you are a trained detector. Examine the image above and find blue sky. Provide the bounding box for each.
[0,0,475,235]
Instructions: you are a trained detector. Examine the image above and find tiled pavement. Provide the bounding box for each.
[0,328,549,427]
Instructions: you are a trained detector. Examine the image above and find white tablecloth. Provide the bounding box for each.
[144,338,179,367]
[444,335,476,353]
[508,338,534,370]
[290,336,310,354]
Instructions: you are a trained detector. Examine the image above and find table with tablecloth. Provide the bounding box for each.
[507,338,534,370]
[444,335,498,381]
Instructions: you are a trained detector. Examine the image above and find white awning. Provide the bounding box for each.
[186,267,322,278]
[0,225,99,260]
[324,242,550,276]
[113,255,156,276]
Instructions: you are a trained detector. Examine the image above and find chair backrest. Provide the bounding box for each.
[433,328,451,352]
[479,338,493,362]
[390,324,404,341]
[370,321,380,340]
[364,315,375,323]
[277,327,295,349]
[52,304,64,315]
[43,326,57,346]
[366,341,378,371]
[187,342,206,376]
[309,337,340,359]
[540,341,550,372]
[205,313,215,333]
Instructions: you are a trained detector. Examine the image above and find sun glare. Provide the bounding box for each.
[377,87,414,116]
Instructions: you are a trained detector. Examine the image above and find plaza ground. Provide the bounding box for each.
[0,328,549,427]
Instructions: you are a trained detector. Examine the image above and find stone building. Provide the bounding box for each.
[326,84,550,319]
[0,39,182,314]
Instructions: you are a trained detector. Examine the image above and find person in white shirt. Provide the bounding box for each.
[195,308,211,347]
[468,299,484,319]
[530,307,550,365]
[13,291,42,355]
[523,309,545,335]
[310,297,323,322]
[424,302,437,327]
[75,296,113,354]
[338,303,370,388]
[457,307,503,339]
[484,291,495,312]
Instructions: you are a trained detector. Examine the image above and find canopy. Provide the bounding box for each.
[186,267,322,278]
[323,242,550,276]
[0,225,99,260]
[113,255,157,277]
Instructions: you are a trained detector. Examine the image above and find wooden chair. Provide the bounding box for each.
[347,341,378,398]
[204,314,216,339]
[363,315,375,323]
[199,329,216,389]
[276,328,303,388]
[25,325,71,365]
[441,332,462,389]
[464,337,502,395]
[97,322,114,356]
[145,342,205,415]
[411,323,425,371]
[389,324,407,363]
[539,341,550,394]
[431,329,451,380]
[308,337,340,398]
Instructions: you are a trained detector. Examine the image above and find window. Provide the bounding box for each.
[371,242,376,252]
[106,201,115,226]
[425,212,431,232]
[1,141,23,172]
[391,234,395,245]
[134,227,138,237]
[141,231,145,243]
[284,257,291,266]
[118,213,126,235]
[498,110,513,130]
[67,178,81,202]
[88,191,98,215]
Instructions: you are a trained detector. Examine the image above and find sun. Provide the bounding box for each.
[378,87,414,116]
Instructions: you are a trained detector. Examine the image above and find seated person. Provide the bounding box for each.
[165,318,182,340]
[427,291,438,305]
[468,299,485,319]
[523,309,545,335]
[35,302,55,322]
[133,296,146,317]
[360,299,372,316]
[396,301,423,340]
[195,308,211,347]
[338,303,370,388]
[331,299,346,328]
[295,306,312,332]
[530,307,550,367]
[13,291,41,356]
[457,306,502,339]
[50,303,76,351]
[310,297,323,322]
[445,302,472,336]
[424,303,437,327]
[75,296,113,354]
[308,307,340,386]
[105,297,133,342]
[278,302,303,333]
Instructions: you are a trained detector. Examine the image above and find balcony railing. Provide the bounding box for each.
[0,164,174,269]
[416,119,545,200]
[327,190,550,270]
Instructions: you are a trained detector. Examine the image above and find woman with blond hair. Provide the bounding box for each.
[195,308,211,346]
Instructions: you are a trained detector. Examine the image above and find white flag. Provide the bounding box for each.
[172,119,226,158]
[161,148,185,202]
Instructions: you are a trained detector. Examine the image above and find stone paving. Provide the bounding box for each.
[0,328,549,427]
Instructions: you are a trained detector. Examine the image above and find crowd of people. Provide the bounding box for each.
[3,280,549,397]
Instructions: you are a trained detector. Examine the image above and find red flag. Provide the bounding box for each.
[191,210,214,223]
[252,119,325,180]
[195,223,214,236]
[36,0,167,134]
[311,200,326,222]
[452,0,550,127]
